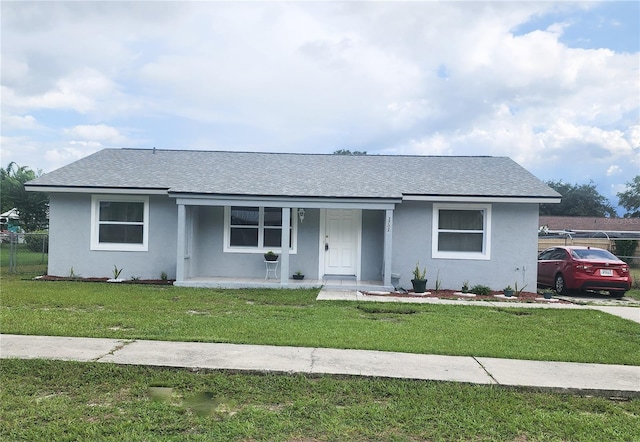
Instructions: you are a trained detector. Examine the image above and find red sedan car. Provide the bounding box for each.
[538,246,632,298]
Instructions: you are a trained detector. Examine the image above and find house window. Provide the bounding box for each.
[91,195,149,251]
[432,204,491,260]
[224,206,297,253]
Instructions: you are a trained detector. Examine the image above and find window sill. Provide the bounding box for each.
[223,247,297,255]
[91,243,148,252]
[432,252,490,261]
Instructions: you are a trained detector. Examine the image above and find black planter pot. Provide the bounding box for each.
[292,274,305,280]
[411,279,427,294]
[264,254,279,262]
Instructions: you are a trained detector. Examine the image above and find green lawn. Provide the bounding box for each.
[2,274,639,365]
[2,274,639,440]
[2,359,638,441]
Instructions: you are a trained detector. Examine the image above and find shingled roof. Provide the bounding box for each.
[27,148,560,200]
[539,216,640,232]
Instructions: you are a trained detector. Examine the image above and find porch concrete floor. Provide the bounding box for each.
[174,276,391,292]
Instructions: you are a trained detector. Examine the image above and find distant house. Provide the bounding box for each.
[538,216,640,263]
[539,216,640,235]
[0,208,21,233]
[26,149,560,290]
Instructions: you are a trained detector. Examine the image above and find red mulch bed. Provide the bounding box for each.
[362,289,571,304]
[37,275,174,285]
[34,277,568,303]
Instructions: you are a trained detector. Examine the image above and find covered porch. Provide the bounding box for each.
[173,195,398,289]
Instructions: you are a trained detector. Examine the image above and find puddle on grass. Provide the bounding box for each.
[356,304,419,322]
[493,308,533,316]
[356,305,418,315]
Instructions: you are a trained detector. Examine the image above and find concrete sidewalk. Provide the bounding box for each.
[2,334,639,397]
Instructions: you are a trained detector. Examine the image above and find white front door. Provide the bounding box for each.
[323,209,360,276]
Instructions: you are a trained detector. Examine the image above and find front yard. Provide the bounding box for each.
[2,274,639,365]
[2,274,639,441]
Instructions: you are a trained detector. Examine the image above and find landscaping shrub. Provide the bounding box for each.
[470,284,492,296]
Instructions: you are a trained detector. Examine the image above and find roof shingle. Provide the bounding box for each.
[27,148,560,200]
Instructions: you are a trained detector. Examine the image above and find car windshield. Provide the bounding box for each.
[570,249,619,261]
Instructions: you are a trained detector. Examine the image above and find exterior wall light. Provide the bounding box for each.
[298,208,306,224]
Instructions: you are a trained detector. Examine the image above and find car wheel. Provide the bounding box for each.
[610,291,625,299]
[554,274,567,295]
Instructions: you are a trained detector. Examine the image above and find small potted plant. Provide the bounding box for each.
[411,262,427,294]
[543,290,554,299]
[292,271,305,280]
[264,251,279,262]
[503,285,514,297]
[461,280,469,293]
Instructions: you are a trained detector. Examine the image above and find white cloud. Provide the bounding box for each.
[2,114,39,130]
[606,165,622,176]
[44,147,98,171]
[3,68,117,114]
[0,1,637,207]
[1,57,30,89]
[0,136,42,169]
[64,124,127,145]
[538,122,633,156]
[408,133,454,156]
[626,126,640,148]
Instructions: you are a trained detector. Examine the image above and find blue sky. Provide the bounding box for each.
[514,2,639,53]
[2,1,638,214]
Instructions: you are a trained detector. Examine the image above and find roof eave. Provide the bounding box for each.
[24,184,169,195]
[402,194,562,204]
[170,191,401,209]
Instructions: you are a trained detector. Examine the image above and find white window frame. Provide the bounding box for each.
[223,206,298,254]
[432,203,491,260]
[91,195,149,251]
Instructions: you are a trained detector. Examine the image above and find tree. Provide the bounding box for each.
[333,149,367,155]
[539,180,616,217]
[0,162,49,231]
[617,175,640,218]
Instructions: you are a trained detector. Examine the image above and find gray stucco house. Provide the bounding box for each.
[26,148,560,290]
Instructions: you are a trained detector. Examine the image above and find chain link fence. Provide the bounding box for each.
[0,232,48,275]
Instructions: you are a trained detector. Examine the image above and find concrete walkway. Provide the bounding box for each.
[2,334,639,397]
[317,290,640,324]
[588,306,640,323]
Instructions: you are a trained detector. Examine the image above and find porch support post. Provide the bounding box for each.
[280,208,290,285]
[176,203,186,283]
[383,209,394,287]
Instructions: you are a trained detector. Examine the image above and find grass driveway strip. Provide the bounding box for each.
[1,277,639,365]
[2,359,639,441]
